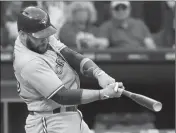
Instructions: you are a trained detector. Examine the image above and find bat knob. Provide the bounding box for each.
[153,102,162,112]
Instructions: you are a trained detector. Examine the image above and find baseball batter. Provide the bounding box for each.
[13,6,124,133]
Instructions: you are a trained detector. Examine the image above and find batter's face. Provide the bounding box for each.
[26,34,49,54]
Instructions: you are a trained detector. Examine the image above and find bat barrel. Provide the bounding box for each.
[122,90,162,112]
[152,101,162,112]
[131,93,162,112]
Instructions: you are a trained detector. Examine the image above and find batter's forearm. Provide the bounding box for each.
[51,86,100,105]
[81,89,100,104]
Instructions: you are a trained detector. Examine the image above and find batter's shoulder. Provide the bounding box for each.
[49,35,67,52]
[13,52,43,73]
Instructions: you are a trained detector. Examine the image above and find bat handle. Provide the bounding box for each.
[122,90,133,98]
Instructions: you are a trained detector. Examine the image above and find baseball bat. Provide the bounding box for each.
[122,90,162,112]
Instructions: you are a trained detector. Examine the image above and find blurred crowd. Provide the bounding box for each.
[0,1,175,51]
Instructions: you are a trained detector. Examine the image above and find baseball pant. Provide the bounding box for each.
[25,110,91,133]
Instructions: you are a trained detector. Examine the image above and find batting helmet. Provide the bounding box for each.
[17,6,57,38]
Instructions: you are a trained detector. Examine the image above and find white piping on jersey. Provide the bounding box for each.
[47,84,64,99]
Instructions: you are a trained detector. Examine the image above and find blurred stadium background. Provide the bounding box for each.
[0,1,175,133]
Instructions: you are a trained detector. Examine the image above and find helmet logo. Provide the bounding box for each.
[40,16,47,26]
[22,11,32,19]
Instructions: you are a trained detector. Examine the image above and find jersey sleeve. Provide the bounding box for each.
[21,58,64,99]
[49,35,67,52]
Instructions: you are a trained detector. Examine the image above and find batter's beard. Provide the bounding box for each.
[26,37,49,54]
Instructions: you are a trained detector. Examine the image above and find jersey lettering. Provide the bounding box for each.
[55,57,65,75]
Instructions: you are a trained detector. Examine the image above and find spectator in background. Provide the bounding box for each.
[59,2,109,49]
[93,1,111,26]
[99,1,157,50]
[21,1,37,9]
[153,1,175,49]
[1,22,9,50]
[1,1,10,49]
[1,1,38,51]
[37,1,71,37]
[4,2,22,50]
[164,1,175,48]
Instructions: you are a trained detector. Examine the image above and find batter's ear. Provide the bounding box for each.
[19,31,27,39]
[19,31,28,44]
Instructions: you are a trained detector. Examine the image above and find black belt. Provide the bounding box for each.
[29,106,77,115]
